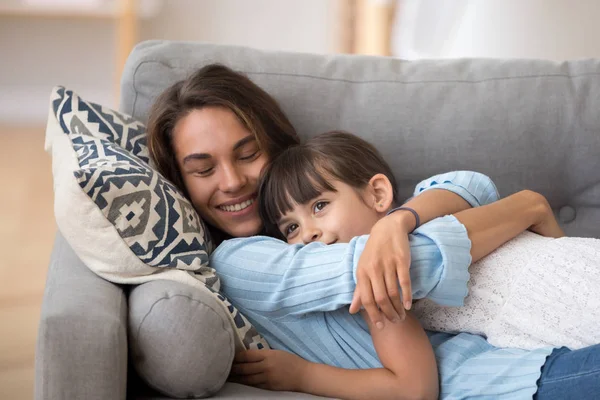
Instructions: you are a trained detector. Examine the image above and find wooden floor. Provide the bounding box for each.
[0,126,55,400]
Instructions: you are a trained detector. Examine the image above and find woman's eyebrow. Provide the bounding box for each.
[182,152,211,164]
[232,135,256,151]
[182,135,256,164]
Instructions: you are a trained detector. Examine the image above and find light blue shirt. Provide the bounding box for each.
[210,171,553,399]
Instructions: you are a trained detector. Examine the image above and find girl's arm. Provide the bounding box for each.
[211,215,471,318]
[405,189,562,305]
[214,191,557,317]
[211,171,496,318]
[455,189,564,262]
[231,312,438,400]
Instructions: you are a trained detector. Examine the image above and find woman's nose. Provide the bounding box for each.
[302,226,322,245]
[219,164,247,193]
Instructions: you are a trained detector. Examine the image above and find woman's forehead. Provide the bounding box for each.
[173,107,255,158]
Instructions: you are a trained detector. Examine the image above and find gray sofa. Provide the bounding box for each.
[35,40,600,400]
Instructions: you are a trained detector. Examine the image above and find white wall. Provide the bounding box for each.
[0,17,117,125]
[392,0,600,60]
[0,0,336,125]
[141,0,335,53]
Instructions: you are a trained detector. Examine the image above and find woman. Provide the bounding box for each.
[147,64,600,399]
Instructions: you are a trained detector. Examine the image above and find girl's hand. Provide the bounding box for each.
[349,211,415,327]
[229,349,308,392]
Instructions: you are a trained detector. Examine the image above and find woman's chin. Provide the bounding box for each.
[219,219,263,238]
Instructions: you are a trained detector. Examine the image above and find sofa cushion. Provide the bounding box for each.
[128,280,236,398]
[45,86,269,397]
[120,41,600,239]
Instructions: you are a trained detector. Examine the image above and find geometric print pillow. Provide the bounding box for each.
[55,86,213,270]
[46,86,268,351]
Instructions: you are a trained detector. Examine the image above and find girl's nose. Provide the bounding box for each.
[302,226,322,245]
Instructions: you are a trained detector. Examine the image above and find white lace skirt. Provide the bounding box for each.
[413,231,600,350]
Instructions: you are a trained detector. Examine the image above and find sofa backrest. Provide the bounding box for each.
[120,40,600,238]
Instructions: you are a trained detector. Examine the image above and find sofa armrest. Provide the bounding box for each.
[35,232,128,400]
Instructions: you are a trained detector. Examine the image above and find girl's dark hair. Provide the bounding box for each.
[147,64,300,194]
[258,130,399,238]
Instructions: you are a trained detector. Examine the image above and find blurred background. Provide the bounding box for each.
[2,0,600,398]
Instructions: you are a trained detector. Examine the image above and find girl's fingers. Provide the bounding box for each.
[231,361,266,376]
[349,289,362,314]
[371,269,400,323]
[234,350,265,363]
[358,274,383,328]
[385,267,405,320]
[397,262,413,309]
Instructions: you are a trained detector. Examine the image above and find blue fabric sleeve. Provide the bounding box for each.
[409,215,471,306]
[210,215,471,318]
[413,171,500,207]
[211,237,358,318]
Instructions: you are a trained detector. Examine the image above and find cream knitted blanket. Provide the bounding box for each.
[413,231,600,350]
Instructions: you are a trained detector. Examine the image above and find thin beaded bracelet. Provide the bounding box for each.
[386,206,421,233]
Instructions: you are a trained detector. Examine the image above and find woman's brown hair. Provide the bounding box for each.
[147,64,300,194]
[258,130,399,238]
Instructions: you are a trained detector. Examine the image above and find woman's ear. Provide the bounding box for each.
[367,173,394,213]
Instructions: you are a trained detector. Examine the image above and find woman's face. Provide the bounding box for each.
[172,106,268,237]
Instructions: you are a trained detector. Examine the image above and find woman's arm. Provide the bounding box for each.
[351,171,498,325]
[231,312,438,400]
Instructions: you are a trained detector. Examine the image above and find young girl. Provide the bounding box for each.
[257,130,600,351]
[227,130,600,399]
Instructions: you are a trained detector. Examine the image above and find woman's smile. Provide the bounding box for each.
[216,194,257,216]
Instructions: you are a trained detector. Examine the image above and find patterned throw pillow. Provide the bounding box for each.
[46,86,268,351]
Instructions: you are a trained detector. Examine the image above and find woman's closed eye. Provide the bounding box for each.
[238,149,261,162]
[190,166,214,177]
[189,152,258,176]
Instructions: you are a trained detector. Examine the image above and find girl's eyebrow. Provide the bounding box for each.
[182,135,255,164]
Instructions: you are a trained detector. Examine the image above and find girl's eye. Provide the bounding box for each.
[285,223,298,236]
[239,150,260,161]
[313,201,328,213]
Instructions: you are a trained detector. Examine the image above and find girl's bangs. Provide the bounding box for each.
[260,153,336,228]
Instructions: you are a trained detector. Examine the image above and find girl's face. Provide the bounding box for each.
[278,180,382,245]
[173,106,268,237]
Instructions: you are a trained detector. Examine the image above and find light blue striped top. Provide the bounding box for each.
[211,171,553,399]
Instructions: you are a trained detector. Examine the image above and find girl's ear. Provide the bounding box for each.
[367,173,394,213]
